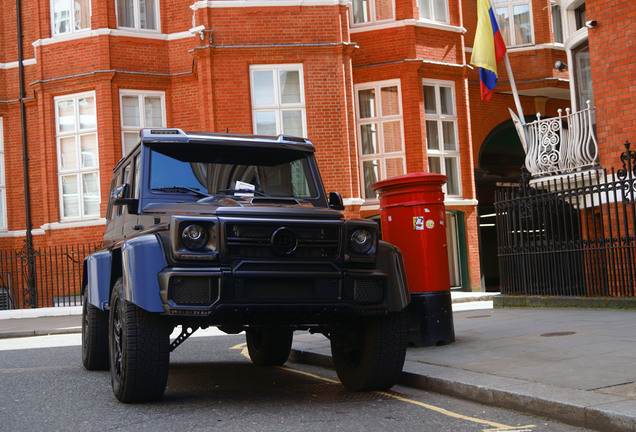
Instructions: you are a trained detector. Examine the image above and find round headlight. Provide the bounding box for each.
[349,229,375,254]
[181,224,209,251]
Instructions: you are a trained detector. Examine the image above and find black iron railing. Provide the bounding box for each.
[0,243,101,310]
[495,141,636,297]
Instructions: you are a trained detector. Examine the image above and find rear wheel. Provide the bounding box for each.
[109,278,171,403]
[330,312,407,391]
[246,326,294,366]
[81,288,109,371]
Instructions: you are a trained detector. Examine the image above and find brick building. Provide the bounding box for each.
[0,0,632,300]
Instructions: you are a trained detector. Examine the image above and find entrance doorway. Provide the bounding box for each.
[476,121,526,291]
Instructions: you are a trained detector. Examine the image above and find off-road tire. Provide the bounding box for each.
[82,288,109,370]
[330,311,407,391]
[246,326,294,366]
[109,278,171,403]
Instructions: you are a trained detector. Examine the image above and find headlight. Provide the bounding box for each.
[349,228,375,254]
[181,224,209,251]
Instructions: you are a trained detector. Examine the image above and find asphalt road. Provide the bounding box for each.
[0,330,593,432]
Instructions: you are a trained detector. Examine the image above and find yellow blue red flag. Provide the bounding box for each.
[471,0,507,102]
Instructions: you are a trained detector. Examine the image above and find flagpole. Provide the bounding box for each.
[488,0,525,124]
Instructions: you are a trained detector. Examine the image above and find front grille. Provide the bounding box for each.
[168,276,218,305]
[353,279,385,304]
[225,222,340,259]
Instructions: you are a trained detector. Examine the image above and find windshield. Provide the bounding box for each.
[148,148,318,199]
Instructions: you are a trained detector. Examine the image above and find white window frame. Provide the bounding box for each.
[355,79,406,201]
[249,64,307,137]
[350,0,395,27]
[417,0,449,24]
[51,0,91,36]
[55,91,100,221]
[119,90,166,156]
[423,79,462,198]
[493,0,534,47]
[0,118,6,230]
[115,0,161,32]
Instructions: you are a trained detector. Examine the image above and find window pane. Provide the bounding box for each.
[80,134,98,168]
[352,0,370,23]
[76,0,90,30]
[53,0,72,34]
[62,175,80,218]
[442,121,456,151]
[82,172,100,216]
[426,120,439,150]
[360,124,378,155]
[124,132,140,156]
[383,121,402,153]
[514,4,531,45]
[434,0,447,22]
[358,89,376,118]
[495,7,510,46]
[440,87,453,115]
[144,96,163,127]
[385,157,404,178]
[375,0,393,21]
[57,100,75,133]
[254,111,277,136]
[445,157,459,195]
[282,110,303,137]
[0,190,5,230]
[428,156,441,174]
[140,0,158,30]
[362,160,379,199]
[117,0,135,28]
[418,0,431,19]
[252,71,276,105]
[60,137,77,170]
[78,96,96,130]
[280,71,301,104]
[552,6,563,44]
[122,96,140,127]
[380,86,399,116]
[423,85,437,114]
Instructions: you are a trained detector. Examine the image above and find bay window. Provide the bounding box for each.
[356,80,405,200]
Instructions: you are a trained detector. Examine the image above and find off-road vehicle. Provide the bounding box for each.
[81,129,410,403]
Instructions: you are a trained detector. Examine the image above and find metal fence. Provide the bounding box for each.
[495,141,636,297]
[0,243,101,310]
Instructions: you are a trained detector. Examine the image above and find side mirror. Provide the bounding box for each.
[112,184,139,214]
[328,191,345,211]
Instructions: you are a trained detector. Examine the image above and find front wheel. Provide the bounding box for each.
[109,278,171,403]
[330,312,407,391]
[245,327,294,366]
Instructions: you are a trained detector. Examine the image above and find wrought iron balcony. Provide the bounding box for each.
[510,101,599,178]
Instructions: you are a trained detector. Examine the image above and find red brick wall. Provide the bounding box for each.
[587,0,636,167]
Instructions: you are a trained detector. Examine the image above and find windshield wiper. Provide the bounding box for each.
[152,186,211,199]
[216,189,268,197]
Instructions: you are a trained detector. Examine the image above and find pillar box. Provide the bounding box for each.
[373,173,455,347]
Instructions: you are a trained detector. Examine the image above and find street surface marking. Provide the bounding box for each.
[231,342,534,432]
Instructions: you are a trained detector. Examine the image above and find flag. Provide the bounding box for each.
[471,0,507,102]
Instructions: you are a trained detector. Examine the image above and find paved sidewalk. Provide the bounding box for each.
[2,293,636,431]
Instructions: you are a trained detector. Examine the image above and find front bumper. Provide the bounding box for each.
[157,262,389,325]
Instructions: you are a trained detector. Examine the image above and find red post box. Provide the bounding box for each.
[373,173,455,347]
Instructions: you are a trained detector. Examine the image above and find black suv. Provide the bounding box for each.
[81,129,410,403]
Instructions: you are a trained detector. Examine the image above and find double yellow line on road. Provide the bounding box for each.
[230,343,535,432]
